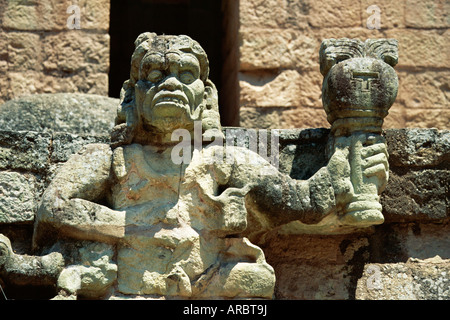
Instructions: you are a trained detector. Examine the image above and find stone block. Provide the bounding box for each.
[0,93,118,135]
[7,71,41,98]
[356,257,450,299]
[239,0,309,29]
[51,132,110,163]
[0,31,7,60]
[396,70,450,110]
[384,128,450,167]
[7,32,42,72]
[2,0,67,31]
[239,106,330,130]
[77,0,111,30]
[42,31,110,74]
[239,70,302,108]
[0,171,37,224]
[0,130,51,172]
[239,106,283,129]
[385,29,450,68]
[306,0,361,28]
[361,0,405,29]
[239,28,317,70]
[279,107,330,129]
[239,69,323,109]
[405,0,450,28]
[381,169,449,221]
[262,232,370,299]
[383,103,406,129]
[405,108,450,129]
[2,0,110,31]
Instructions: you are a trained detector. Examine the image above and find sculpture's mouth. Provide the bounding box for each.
[152,91,189,109]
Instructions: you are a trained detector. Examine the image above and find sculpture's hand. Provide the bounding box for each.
[327,136,354,207]
[359,136,389,194]
[340,133,389,227]
[327,134,389,227]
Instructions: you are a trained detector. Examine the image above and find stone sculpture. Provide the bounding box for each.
[0,34,395,299]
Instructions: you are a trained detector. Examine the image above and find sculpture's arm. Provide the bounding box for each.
[33,144,125,249]
[227,136,388,228]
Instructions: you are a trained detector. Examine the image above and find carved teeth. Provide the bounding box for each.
[158,97,184,104]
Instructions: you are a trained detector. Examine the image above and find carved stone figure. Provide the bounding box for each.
[0,34,395,299]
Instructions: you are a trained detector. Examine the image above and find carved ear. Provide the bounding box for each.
[111,80,138,148]
[201,79,222,133]
[129,33,157,86]
[319,38,364,76]
[134,32,157,48]
[364,39,398,67]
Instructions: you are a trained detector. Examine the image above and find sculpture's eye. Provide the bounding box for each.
[179,71,196,84]
[335,55,349,64]
[148,70,163,83]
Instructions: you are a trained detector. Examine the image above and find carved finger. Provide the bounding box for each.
[363,163,388,178]
[360,143,388,159]
[363,153,388,170]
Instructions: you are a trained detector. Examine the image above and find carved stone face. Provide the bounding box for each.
[134,51,205,133]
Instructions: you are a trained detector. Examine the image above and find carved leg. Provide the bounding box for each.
[0,234,64,294]
[194,237,275,299]
[54,242,117,300]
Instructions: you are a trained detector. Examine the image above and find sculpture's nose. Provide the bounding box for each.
[159,75,182,91]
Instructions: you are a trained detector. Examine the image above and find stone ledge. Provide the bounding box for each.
[0,128,447,225]
[356,256,450,299]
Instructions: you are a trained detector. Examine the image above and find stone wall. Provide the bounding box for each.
[0,0,448,129]
[1,127,448,299]
[238,0,450,130]
[0,0,110,104]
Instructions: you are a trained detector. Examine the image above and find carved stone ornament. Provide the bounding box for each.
[0,34,396,299]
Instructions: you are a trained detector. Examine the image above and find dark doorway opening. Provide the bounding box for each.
[109,0,239,126]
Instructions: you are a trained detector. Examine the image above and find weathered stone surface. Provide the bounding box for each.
[0,93,118,135]
[0,172,37,224]
[370,221,450,262]
[383,103,406,129]
[405,108,450,129]
[385,29,449,69]
[360,0,406,29]
[42,31,109,74]
[2,0,67,31]
[0,126,448,299]
[6,32,42,72]
[0,130,51,172]
[239,70,303,108]
[397,70,450,110]
[77,0,111,31]
[405,0,450,28]
[239,0,309,29]
[56,242,117,299]
[261,232,370,299]
[239,28,317,71]
[384,129,450,167]
[239,106,330,129]
[0,234,64,287]
[381,129,449,222]
[356,256,450,299]
[51,133,110,163]
[239,69,323,109]
[381,169,449,222]
[1,0,110,31]
[307,0,361,28]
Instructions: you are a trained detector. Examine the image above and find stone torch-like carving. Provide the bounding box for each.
[320,38,398,226]
[0,34,392,300]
